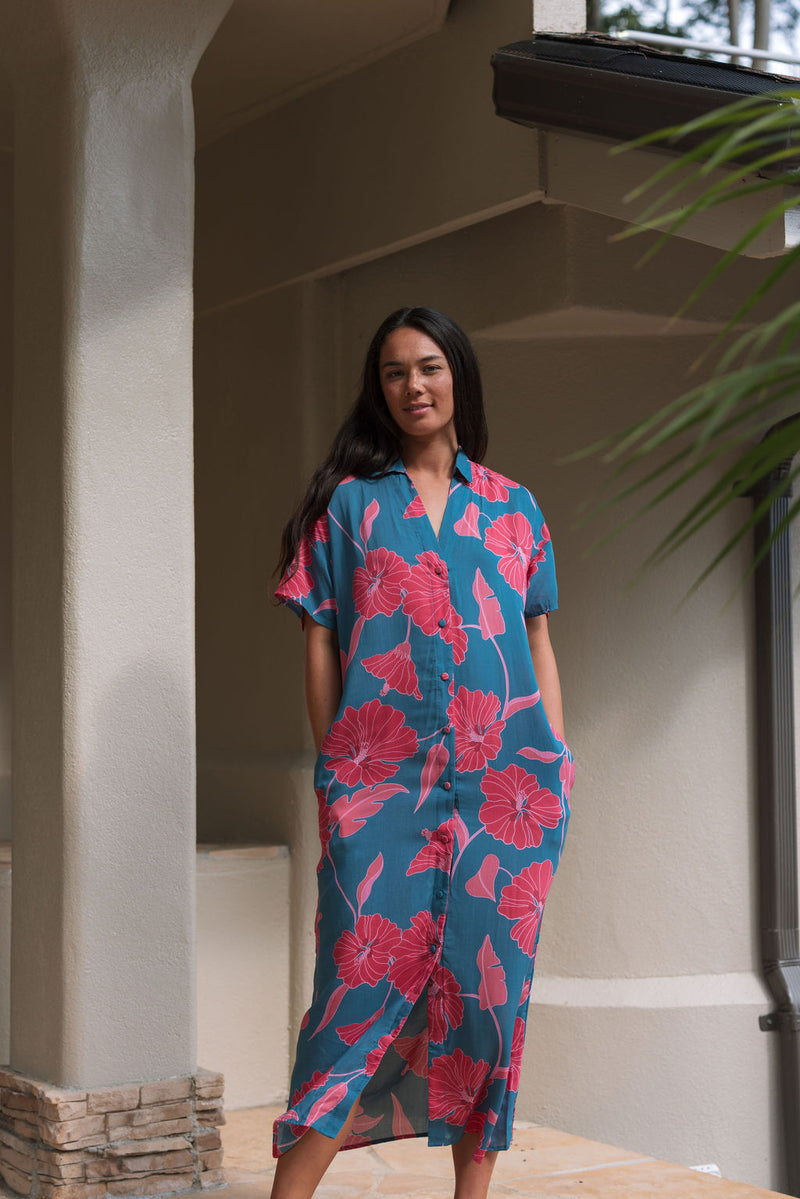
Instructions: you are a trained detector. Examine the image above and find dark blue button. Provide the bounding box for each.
[438,617,447,628]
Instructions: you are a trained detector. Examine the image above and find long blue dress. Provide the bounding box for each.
[274,448,572,1162]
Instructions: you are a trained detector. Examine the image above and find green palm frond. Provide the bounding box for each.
[576,87,800,588]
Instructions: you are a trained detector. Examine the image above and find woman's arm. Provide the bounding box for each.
[303,615,343,754]
[525,613,565,742]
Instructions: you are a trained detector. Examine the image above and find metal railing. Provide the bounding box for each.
[618,28,800,70]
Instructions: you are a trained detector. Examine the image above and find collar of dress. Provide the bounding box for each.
[376,446,473,485]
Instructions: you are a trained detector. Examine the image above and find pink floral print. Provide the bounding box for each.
[363,640,422,700]
[448,687,506,772]
[353,548,410,618]
[429,1049,490,1125]
[498,860,554,956]
[274,447,571,1163]
[322,700,419,787]
[485,512,534,594]
[333,915,402,987]
[479,764,563,849]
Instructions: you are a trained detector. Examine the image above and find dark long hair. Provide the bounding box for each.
[276,306,488,579]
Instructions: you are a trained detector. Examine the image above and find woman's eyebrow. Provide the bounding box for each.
[381,354,444,368]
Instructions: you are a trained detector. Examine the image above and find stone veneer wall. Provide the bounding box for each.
[0,1069,224,1198]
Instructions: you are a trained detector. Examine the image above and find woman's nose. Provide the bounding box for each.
[406,371,424,394]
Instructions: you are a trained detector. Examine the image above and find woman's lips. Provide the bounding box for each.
[404,403,432,413]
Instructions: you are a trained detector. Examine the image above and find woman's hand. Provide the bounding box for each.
[525,614,565,743]
[304,616,343,754]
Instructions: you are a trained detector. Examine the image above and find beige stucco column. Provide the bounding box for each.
[0,0,230,1110]
[532,0,585,32]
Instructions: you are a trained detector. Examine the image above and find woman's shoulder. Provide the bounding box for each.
[470,460,540,511]
[323,471,389,525]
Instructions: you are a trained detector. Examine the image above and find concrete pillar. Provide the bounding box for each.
[532,0,585,32]
[0,0,230,1090]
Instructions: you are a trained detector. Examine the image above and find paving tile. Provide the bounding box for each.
[220,1106,791,1199]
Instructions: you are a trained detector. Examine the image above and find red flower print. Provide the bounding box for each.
[428,964,464,1043]
[479,764,563,849]
[527,530,549,582]
[402,551,449,634]
[448,688,506,773]
[336,1007,383,1046]
[442,607,468,665]
[395,1029,429,1077]
[365,1025,402,1075]
[404,495,427,518]
[454,502,481,538]
[416,742,449,812]
[290,1068,331,1108]
[401,553,466,661]
[466,1108,487,1139]
[391,1093,415,1138]
[316,789,332,870]
[353,548,410,619]
[306,1080,349,1125]
[363,640,422,700]
[477,934,507,1011]
[323,700,419,787]
[333,914,402,987]
[310,513,330,543]
[560,751,575,800]
[473,569,505,640]
[485,513,533,594]
[275,537,312,601]
[429,1049,490,1125]
[350,1108,383,1134]
[465,853,500,901]
[508,1016,526,1093]
[498,859,554,956]
[388,911,445,998]
[471,464,518,503]
[406,823,453,875]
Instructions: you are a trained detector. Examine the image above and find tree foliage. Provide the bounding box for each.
[587,0,799,64]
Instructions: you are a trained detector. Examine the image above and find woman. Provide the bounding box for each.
[273,307,573,1199]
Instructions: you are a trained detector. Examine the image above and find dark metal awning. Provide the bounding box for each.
[491,34,800,165]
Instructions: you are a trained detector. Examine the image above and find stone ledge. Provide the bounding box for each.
[0,1068,225,1199]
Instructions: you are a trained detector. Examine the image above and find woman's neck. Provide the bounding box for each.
[401,433,458,478]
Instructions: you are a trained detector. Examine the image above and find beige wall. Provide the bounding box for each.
[0,151,10,842]
[194,139,788,1196]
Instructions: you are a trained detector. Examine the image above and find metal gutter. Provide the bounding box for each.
[491,34,800,167]
[750,437,800,1198]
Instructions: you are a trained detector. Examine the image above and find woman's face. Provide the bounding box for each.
[378,326,456,447]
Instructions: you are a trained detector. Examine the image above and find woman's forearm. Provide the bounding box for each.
[525,614,565,742]
[304,617,343,753]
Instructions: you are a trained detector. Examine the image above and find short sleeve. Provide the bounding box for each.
[524,498,558,618]
[274,514,338,630]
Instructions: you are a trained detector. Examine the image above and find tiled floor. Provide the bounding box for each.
[220,1106,791,1199]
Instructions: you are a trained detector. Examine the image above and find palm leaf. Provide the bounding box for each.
[578,87,800,590]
